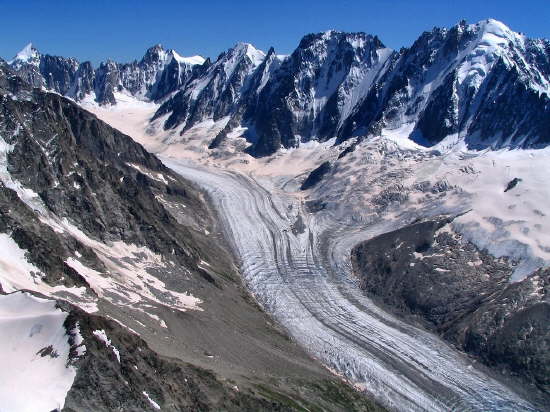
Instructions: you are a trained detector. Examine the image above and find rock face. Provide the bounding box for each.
[351,217,550,396]
[8,19,549,156]
[241,32,391,156]
[340,19,550,149]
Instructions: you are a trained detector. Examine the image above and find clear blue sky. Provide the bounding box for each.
[1,0,548,65]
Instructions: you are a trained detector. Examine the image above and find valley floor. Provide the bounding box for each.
[163,156,541,412]
[82,97,549,411]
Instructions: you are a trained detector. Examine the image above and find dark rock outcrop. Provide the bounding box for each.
[351,217,550,396]
[300,161,332,190]
[504,177,522,192]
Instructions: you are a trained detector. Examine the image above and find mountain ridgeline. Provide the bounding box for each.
[9,42,208,105]
[9,19,550,156]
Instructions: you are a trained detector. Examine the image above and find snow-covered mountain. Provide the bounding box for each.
[94,44,207,104]
[8,43,207,105]
[239,31,392,156]
[8,19,549,157]
[152,31,394,156]
[147,19,550,156]
[340,19,550,150]
[152,42,266,131]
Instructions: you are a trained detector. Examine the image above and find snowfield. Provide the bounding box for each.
[319,135,550,281]
[0,292,77,412]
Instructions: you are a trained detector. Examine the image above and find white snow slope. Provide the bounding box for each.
[0,292,76,412]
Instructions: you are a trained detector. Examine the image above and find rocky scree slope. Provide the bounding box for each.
[0,62,384,411]
[60,300,382,412]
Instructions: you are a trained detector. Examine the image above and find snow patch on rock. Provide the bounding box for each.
[93,329,120,363]
[143,390,161,410]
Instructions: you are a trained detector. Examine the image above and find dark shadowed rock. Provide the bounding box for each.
[504,177,522,192]
[301,161,332,190]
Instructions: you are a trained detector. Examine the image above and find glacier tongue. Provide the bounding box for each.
[164,157,539,412]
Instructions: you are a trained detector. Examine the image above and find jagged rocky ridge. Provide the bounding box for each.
[0,60,211,283]
[9,19,549,157]
[9,42,208,105]
[152,42,266,132]
[0,61,385,411]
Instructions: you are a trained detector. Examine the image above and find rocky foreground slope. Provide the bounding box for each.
[0,62,383,411]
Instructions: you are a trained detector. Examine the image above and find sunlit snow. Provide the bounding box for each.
[0,292,76,412]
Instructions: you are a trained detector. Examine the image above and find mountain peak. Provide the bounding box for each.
[472,18,518,41]
[10,42,40,65]
[230,42,265,66]
[232,42,259,54]
[478,18,512,32]
[141,44,168,64]
[233,41,254,50]
[297,30,383,51]
[322,29,338,39]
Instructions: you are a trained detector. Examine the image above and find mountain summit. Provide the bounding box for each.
[9,42,40,66]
